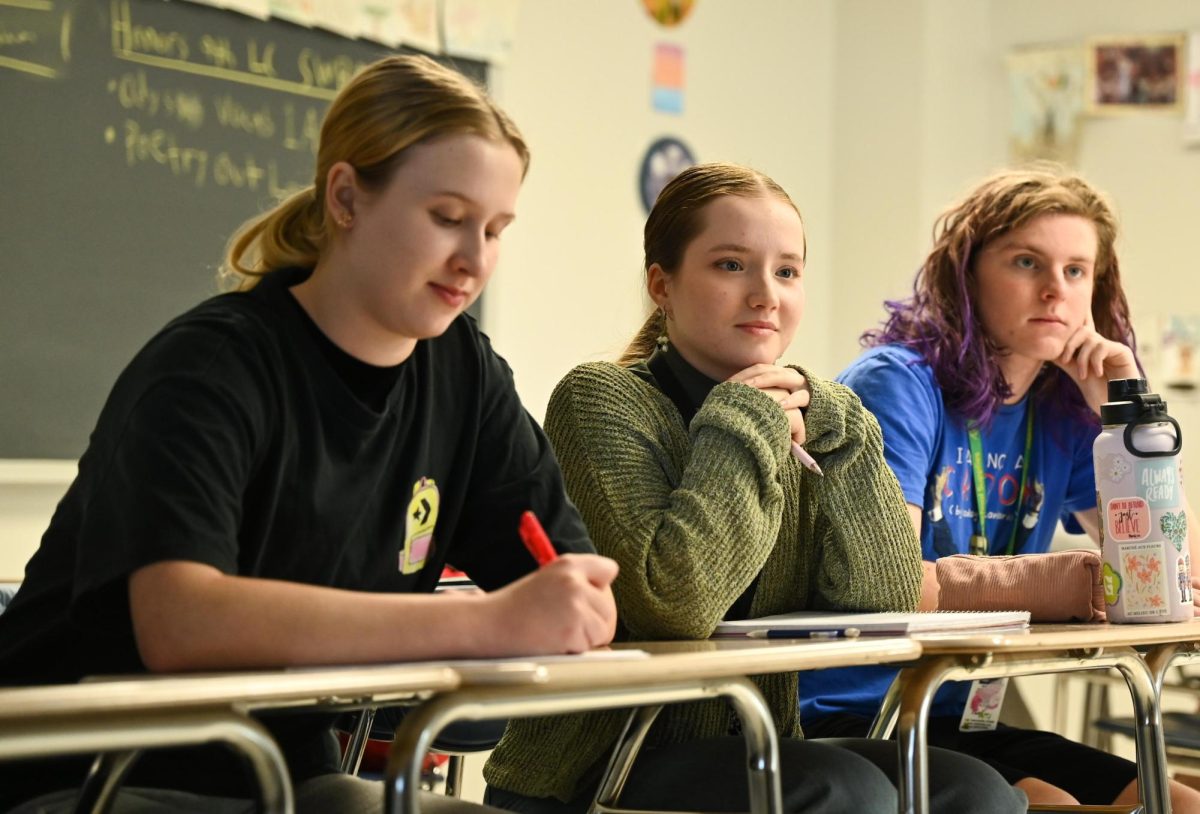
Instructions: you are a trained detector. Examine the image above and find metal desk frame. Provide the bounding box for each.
[865,623,1200,814]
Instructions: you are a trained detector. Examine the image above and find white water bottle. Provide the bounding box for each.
[1094,378,1190,623]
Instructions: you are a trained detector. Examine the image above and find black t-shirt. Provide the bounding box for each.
[0,267,592,806]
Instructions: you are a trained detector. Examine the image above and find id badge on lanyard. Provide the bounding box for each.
[960,678,1008,731]
[958,408,1032,731]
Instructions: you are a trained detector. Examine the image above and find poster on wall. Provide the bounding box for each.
[638,136,695,213]
[1160,316,1200,392]
[1085,34,1186,115]
[443,0,520,63]
[1006,45,1084,165]
[642,0,695,28]
[357,0,441,51]
[652,43,685,114]
[1185,31,1200,146]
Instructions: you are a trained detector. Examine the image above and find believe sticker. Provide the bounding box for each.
[1106,496,1150,542]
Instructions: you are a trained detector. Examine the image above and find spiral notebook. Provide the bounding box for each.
[713,609,1031,639]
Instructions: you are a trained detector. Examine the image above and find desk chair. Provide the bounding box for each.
[1065,664,1200,778]
[1093,712,1200,766]
[340,708,508,797]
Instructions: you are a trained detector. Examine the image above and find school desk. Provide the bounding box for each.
[866,621,1200,814]
[0,663,460,814]
[385,637,924,814]
[0,638,923,814]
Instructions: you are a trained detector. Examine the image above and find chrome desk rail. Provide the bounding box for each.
[385,677,782,814]
[0,709,293,814]
[0,663,459,814]
[870,647,1166,814]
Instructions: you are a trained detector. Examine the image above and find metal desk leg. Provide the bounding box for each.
[892,656,957,814]
[0,710,293,814]
[340,707,379,775]
[1144,643,1185,696]
[385,678,782,814]
[868,672,904,740]
[75,750,140,814]
[1113,650,1172,814]
[591,705,664,813]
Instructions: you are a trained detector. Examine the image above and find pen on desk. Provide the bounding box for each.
[747,627,861,640]
[791,441,825,477]
[519,510,558,567]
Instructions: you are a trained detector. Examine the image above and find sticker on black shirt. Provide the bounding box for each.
[402,477,439,574]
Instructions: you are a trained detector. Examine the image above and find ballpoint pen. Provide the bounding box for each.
[747,627,861,640]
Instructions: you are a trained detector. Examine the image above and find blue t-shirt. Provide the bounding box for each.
[799,344,1098,721]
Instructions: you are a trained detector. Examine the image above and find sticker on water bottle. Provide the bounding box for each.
[1098,452,1132,484]
[1117,540,1171,617]
[1106,497,1150,542]
[1138,459,1181,510]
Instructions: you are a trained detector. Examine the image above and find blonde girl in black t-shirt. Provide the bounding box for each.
[0,55,616,814]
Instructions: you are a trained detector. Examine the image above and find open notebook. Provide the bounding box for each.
[713,609,1031,639]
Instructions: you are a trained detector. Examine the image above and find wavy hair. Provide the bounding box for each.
[618,162,804,365]
[221,55,528,288]
[864,164,1136,428]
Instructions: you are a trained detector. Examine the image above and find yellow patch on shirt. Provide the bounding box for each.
[401,477,439,574]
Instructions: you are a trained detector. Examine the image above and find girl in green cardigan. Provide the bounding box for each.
[483,163,1026,814]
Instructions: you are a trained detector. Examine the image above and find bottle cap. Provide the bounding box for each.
[1107,378,1148,401]
[1101,378,1166,425]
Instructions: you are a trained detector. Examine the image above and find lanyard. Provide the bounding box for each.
[966,406,1034,557]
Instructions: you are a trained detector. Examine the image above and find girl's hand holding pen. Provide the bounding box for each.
[485,554,619,655]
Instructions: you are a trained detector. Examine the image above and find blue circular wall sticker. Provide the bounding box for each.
[639,137,696,214]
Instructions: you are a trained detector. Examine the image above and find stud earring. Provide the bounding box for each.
[335,212,353,229]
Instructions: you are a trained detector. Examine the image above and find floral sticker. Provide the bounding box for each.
[1099,452,1131,483]
[1118,540,1170,617]
[1161,510,1188,550]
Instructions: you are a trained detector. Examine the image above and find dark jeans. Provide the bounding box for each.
[11,774,509,814]
[486,735,1026,814]
[807,712,1140,805]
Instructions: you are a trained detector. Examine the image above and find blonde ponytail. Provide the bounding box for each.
[221,186,325,290]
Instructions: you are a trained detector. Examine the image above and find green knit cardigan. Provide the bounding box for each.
[483,361,921,802]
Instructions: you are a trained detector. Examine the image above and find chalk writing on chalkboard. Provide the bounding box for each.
[0,0,485,458]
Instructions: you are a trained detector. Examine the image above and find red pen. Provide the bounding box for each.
[519,510,558,567]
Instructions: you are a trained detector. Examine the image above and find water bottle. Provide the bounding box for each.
[1094,378,1190,623]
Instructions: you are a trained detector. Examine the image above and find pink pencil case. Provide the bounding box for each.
[936,549,1106,623]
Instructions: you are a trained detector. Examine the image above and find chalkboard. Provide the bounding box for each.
[0,0,485,458]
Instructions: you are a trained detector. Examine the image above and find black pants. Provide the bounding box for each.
[486,735,1026,814]
[806,713,1140,805]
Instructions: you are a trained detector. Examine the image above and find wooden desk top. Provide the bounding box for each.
[908,620,1200,654]
[0,664,460,721]
[474,638,924,690]
[0,639,923,720]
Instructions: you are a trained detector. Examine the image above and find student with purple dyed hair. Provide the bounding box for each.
[799,165,1200,810]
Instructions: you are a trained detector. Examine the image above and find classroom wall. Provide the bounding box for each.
[831,0,1200,381]
[486,0,836,420]
[3,0,1200,577]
